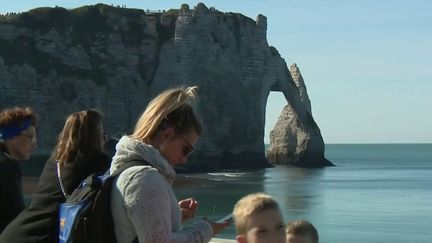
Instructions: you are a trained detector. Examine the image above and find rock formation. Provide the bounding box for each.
[267,102,333,167]
[0,3,332,171]
[266,64,334,167]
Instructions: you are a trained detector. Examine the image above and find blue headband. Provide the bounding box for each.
[0,119,31,140]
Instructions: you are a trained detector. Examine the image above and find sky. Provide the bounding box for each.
[2,1,431,144]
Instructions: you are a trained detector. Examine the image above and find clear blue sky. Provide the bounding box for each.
[2,1,431,144]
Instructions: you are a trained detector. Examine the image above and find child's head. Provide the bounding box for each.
[286,220,319,243]
[233,193,286,243]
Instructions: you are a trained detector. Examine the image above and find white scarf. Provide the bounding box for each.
[109,135,176,184]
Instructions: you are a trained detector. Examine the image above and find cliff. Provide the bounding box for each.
[266,64,334,167]
[0,3,332,172]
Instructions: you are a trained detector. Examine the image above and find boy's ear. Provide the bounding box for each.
[236,234,247,243]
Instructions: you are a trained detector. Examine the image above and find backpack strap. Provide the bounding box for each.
[111,159,150,177]
[56,161,68,199]
[57,160,149,199]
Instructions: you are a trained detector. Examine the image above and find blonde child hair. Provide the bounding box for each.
[286,220,319,243]
[233,193,280,234]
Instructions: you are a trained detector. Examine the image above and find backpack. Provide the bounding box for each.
[57,160,148,243]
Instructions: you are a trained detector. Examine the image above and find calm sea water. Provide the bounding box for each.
[175,144,432,243]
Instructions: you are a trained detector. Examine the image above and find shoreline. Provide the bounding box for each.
[23,174,214,197]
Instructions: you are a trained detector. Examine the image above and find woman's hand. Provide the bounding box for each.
[178,198,198,222]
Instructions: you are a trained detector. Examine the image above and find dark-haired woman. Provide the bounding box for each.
[0,110,110,243]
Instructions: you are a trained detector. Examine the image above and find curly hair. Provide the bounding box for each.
[0,106,38,151]
[0,106,38,129]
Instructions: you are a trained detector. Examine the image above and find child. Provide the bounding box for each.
[233,193,286,243]
[286,220,319,243]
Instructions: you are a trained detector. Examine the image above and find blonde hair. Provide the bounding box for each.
[54,110,104,165]
[131,86,202,142]
[233,193,280,235]
[286,220,319,243]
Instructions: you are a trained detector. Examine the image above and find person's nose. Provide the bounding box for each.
[31,137,37,149]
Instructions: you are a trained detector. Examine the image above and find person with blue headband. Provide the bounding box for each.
[0,106,38,233]
[0,109,110,243]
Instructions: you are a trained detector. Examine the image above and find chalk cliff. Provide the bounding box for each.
[0,3,332,171]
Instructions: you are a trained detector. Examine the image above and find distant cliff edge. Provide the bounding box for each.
[0,3,333,173]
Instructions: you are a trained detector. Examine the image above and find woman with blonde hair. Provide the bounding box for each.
[0,109,110,243]
[0,106,38,232]
[110,86,229,243]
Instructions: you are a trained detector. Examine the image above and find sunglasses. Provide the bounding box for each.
[178,134,194,157]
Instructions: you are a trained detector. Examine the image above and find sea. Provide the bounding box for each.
[174,144,432,243]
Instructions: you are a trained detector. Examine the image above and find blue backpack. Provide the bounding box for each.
[57,160,147,243]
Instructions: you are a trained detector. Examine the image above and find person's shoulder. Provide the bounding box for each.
[92,151,111,170]
[121,164,159,180]
[0,153,18,178]
[117,164,161,188]
[0,152,14,167]
[73,150,110,169]
[95,150,111,161]
[82,150,110,162]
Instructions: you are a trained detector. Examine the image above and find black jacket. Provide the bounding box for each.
[0,151,25,233]
[0,150,110,243]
